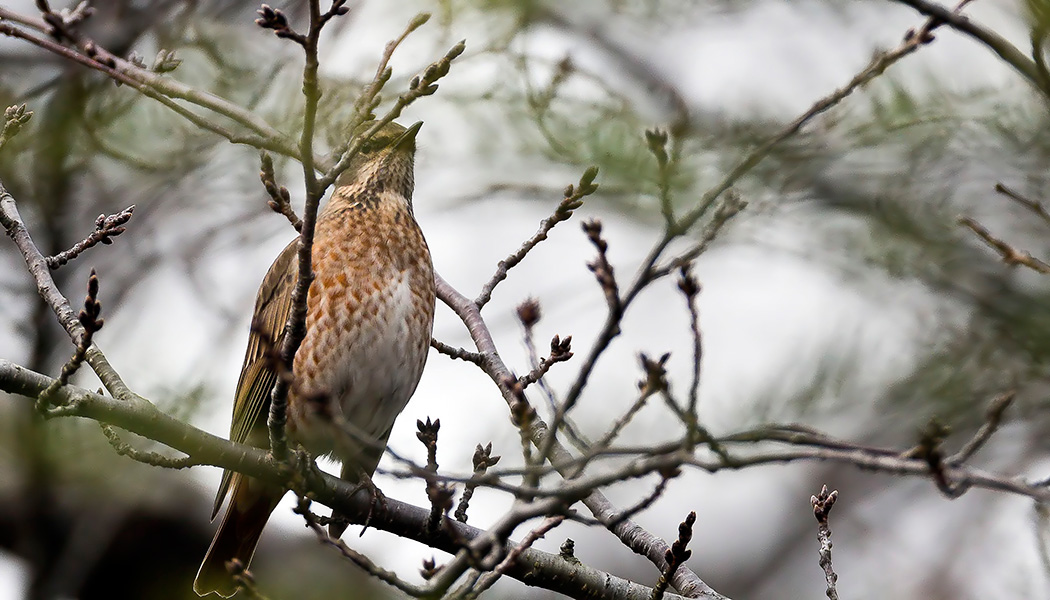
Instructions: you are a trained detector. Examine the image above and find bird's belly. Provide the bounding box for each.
[289,269,433,461]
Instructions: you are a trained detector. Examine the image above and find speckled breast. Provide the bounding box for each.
[288,189,435,471]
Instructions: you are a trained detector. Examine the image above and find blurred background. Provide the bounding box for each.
[2,0,1050,598]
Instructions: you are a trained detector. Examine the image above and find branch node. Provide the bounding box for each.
[559,539,580,564]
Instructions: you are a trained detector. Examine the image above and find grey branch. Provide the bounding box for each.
[811,486,840,600]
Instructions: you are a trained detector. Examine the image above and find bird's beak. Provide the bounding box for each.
[394,121,423,150]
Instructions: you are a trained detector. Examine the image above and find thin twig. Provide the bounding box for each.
[958,215,1050,274]
[455,443,500,523]
[645,128,675,227]
[995,182,1050,227]
[0,182,141,402]
[468,516,566,597]
[517,335,573,389]
[268,0,330,461]
[948,391,1015,466]
[46,206,135,269]
[431,338,484,366]
[608,473,675,529]
[651,194,746,280]
[591,380,660,457]
[678,265,703,419]
[417,418,454,534]
[318,37,466,190]
[36,268,104,412]
[518,299,591,453]
[295,497,433,596]
[811,485,840,600]
[259,152,301,231]
[0,7,298,155]
[890,0,1045,94]
[651,512,695,600]
[344,12,430,144]
[99,423,198,469]
[474,167,598,308]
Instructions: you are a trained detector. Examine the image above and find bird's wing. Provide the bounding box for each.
[212,238,299,518]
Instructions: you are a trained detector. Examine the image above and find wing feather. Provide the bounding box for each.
[211,239,298,518]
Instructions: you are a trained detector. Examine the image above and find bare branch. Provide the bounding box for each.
[0,181,138,401]
[0,7,298,156]
[99,423,198,469]
[475,167,598,308]
[435,274,719,597]
[259,153,301,232]
[431,338,484,366]
[36,268,104,412]
[677,265,703,418]
[296,497,432,597]
[958,216,1050,274]
[948,391,1015,466]
[469,515,565,597]
[318,37,466,190]
[518,299,591,453]
[811,485,840,600]
[47,206,135,269]
[268,0,330,461]
[996,183,1050,227]
[889,0,1045,94]
[455,443,501,524]
[416,418,454,534]
[651,512,695,600]
[517,335,573,389]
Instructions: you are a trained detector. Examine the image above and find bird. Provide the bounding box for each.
[194,120,436,597]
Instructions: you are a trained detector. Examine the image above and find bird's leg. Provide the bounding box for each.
[327,461,387,538]
[348,462,386,534]
[284,446,328,501]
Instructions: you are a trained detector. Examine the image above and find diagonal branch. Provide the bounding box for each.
[888,0,1045,94]
[0,178,139,402]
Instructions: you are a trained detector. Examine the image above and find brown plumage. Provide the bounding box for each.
[194,121,435,597]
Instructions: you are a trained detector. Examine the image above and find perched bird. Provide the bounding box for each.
[194,121,436,597]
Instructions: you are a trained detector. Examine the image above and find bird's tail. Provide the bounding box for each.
[194,476,283,597]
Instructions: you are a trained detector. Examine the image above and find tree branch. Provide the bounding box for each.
[0,178,139,402]
[0,358,698,600]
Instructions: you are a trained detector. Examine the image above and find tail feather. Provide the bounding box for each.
[195,476,282,597]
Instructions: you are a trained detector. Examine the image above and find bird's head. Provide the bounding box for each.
[335,120,422,202]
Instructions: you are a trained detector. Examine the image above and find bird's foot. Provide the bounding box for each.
[328,466,386,538]
[350,467,386,535]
